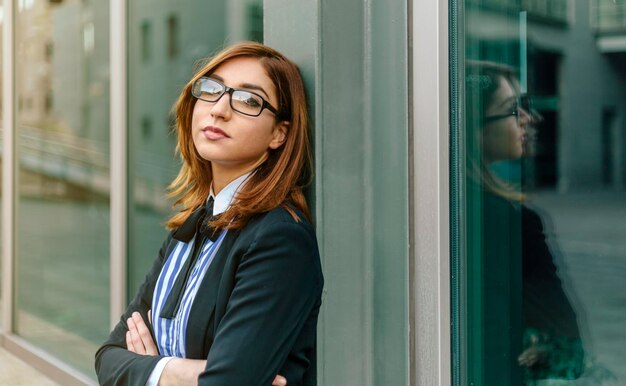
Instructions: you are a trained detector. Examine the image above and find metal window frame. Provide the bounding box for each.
[110,0,127,329]
[2,0,16,339]
[410,0,451,384]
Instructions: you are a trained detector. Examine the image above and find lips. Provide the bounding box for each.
[202,126,230,140]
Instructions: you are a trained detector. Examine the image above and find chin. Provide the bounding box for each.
[192,146,214,162]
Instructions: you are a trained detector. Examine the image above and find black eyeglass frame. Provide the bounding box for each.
[191,76,281,117]
[484,94,531,124]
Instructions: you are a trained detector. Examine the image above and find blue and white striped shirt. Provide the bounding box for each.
[152,229,227,357]
[146,172,252,386]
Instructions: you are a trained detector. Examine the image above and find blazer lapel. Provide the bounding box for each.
[184,230,239,358]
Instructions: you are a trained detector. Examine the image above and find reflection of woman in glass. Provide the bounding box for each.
[95,42,323,386]
[465,61,584,385]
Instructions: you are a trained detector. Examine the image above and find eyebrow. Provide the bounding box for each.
[495,96,517,109]
[210,74,270,99]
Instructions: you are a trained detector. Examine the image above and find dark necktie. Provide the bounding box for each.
[160,197,219,319]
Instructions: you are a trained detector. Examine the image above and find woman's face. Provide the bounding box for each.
[191,56,287,175]
[481,76,531,163]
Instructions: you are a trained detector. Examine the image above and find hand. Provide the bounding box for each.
[272,375,287,386]
[127,311,287,386]
[160,358,206,386]
[518,334,549,368]
[126,310,159,356]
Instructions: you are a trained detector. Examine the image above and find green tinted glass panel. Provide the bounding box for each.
[14,0,110,378]
[452,0,626,384]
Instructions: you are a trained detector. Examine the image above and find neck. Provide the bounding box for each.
[211,159,265,195]
[211,170,240,196]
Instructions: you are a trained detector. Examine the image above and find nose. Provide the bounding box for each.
[209,91,233,120]
[518,107,532,125]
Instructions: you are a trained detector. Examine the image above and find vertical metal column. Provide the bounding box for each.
[265,1,410,385]
[110,0,127,328]
[411,0,451,384]
[1,0,16,336]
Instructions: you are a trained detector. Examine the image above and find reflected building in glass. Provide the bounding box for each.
[458,0,626,384]
[15,0,111,377]
[465,0,626,191]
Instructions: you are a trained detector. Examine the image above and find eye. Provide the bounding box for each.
[193,78,224,100]
[202,84,222,97]
[234,92,262,108]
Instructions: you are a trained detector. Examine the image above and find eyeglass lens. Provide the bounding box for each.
[192,78,265,116]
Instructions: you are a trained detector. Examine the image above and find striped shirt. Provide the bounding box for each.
[146,172,252,386]
[152,229,227,357]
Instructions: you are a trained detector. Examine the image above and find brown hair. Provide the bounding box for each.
[465,60,525,202]
[165,41,312,231]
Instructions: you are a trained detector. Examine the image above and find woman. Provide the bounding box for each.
[95,42,324,386]
[465,61,584,385]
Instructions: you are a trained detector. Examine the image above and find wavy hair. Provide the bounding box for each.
[465,60,525,202]
[165,41,313,231]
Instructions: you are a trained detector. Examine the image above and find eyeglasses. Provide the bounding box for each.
[191,77,280,117]
[484,94,532,124]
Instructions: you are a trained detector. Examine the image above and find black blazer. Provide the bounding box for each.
[95,206,324,386]
[474,186,583,384]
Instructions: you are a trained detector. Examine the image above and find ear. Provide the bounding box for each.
[269,121,288,150]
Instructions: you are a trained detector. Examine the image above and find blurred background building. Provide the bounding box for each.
[0,0,624,385]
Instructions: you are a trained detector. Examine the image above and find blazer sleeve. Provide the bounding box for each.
[278,294,322,386]
[198,217,323,386]
[522,206,581,339]
[94,234,174,386]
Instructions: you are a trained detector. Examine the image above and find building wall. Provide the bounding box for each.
[4,0,413,383]
[4,0,624,385]
[468,0,626,190]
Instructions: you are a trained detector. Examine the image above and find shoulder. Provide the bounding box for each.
[521,203,548,237]
[229,206,323,288]
[248,205,314,234]
[521,203,543,223]
[236,206,318,255]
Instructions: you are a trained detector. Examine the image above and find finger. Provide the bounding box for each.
[132,312,158,355]
[126,331,136,353]
[272,375,287,386]
[135,312,158,356]
[517,350,537,367]
[127,317,146,355]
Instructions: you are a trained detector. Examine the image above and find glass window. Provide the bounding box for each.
[166,14,179,59]
[140,20,151,62]
[452,0,626,384]
[14,0,110,378]
[127,0,263,297]
[245,2,263,43]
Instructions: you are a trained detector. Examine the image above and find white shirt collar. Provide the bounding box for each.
[209,171,252,216]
